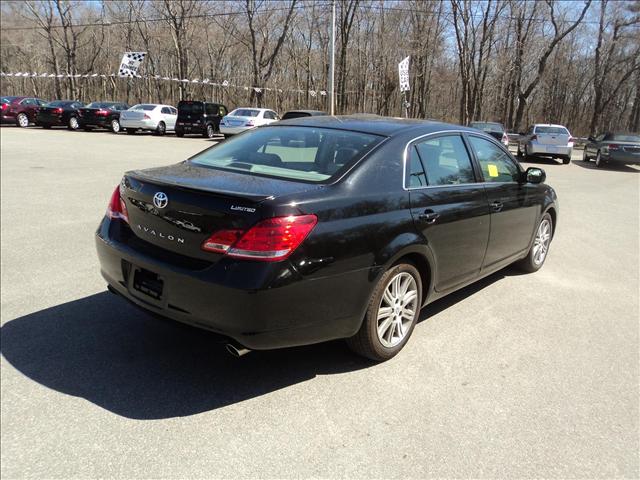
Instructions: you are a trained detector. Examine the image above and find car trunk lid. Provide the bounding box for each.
[121,162,321,261]
[225,115,255,127]
[121,110,146,121]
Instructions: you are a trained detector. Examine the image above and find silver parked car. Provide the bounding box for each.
[120,104,177,136]
[582,132,640,168]
[517,124,573,164]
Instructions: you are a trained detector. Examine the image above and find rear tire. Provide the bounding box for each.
[562,156,571,165]
[204,123,215,139]
[517,213,553,273]
[16,113,29,128]
[67,116,79,130]
[110,119,120,133]
[155,121,166,136]
[346,262,422,362]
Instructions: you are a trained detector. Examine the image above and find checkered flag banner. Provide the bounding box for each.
[118,52,146,78]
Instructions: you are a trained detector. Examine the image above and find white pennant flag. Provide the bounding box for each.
[118,51,146,78]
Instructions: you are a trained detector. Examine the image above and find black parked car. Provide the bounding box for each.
[36,100,85,130]
[175,100,228,138]
[77,102,129,133]
[582,132,640,168]
[96,116,558,361]
[281,109,327,120]
[468,121,510,148]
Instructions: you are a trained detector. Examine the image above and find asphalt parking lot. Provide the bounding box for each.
[1,126,638,478]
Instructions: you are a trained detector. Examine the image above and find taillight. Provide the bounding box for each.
[245,120,255,127]
[202,214,318,261]
[1,103,7,111]
[96,110,109,116]
[53,108,63,114]
[106,185,129,223]
[607,143,620,151]
[531,134,537,141]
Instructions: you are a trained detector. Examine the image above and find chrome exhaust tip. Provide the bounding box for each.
[225,343,251,357]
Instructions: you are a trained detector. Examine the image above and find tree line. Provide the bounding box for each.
[0,0,639,135]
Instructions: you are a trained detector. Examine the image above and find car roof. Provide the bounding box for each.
[275,114,476,137]
[232,107,272,112]
[533,123,568,128]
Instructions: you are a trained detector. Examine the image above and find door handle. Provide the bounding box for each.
[490,201,504,212]
[418,210,440,224]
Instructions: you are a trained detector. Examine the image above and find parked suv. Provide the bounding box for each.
[1,96,48,127]
[175,101,228,138]
[517,124,574,164]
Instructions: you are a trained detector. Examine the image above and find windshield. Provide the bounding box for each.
[189,126,384,183]
[610,134,640,142]
[535,126,569,135]
[86,102,114,109]
[470,122,504,133]
[130,104,157,111]
[178,102,203,114]
[230,109,260,117]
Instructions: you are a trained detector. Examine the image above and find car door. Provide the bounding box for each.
[466,134,539,269]
[20,98,37,120]
[161,107,177,129]
[407,134,491,292]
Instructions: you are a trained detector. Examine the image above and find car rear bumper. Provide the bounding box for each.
[220,125,252,135]
[79,118,111,128]
[604,151,640,164]
[121,119,157,130]
[528,144,572,156]
[96,220,371,350]
[1,113,16,123]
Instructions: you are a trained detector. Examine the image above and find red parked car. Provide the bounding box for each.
[1,96,48,127]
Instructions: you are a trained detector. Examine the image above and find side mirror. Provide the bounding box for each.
[525,167,545,184]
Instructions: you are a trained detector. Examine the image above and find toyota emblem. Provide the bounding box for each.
[153,192,168,209]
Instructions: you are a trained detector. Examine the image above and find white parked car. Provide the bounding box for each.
[120,104,177,136]
[517,123,574,164]
[219,108,279,137]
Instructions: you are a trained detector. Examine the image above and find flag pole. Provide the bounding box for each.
[329,0,336,116]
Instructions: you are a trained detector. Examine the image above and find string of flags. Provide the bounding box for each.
[0,71,328,97]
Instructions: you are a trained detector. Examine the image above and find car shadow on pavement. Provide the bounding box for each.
[572,159,640,173]
[1,268,514,420]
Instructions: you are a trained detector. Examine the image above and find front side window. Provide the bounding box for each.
[468,136,520,183]
[219,105,227,116]
[190,126,384,183]
[21,98,36,105]
[205,104,217,115]
[414,135,475,186]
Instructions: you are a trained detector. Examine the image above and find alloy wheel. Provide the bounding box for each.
[111,120,120,133]
[17,113,28,127]
[532,218,551,266]
[69,117,79,130]
[207,124,214,138]
[376,272,418,348]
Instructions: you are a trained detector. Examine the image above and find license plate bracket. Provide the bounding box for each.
[132,268,164,301]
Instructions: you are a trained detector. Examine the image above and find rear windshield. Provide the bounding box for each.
[610,134,640,142]
[130,104,157,111]
[86,102,114,109]
[535,126,569,135]
[1,96,19,103]
[230,109,260,117]
[46,100,73,107]
[178,102,204,114]
[282,112,311,120]
[469,122,504,133]
[189,126,384,183]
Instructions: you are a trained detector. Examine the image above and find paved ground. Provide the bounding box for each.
[1,126,638,479]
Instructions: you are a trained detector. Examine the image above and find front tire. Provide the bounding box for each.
[16,113,29,128]
[595,151,604,168]
[204,123,215,139]
[562,155,571,165]
[110,119,120,133]
[347,263,422,362]
[517,213,553,273]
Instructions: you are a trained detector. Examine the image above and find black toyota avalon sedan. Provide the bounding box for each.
[96,116,558,361]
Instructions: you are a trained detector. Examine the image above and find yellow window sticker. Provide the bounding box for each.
[487,164,499,177]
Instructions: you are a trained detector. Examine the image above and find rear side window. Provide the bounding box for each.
[130,104,156,111]
[534,126,569,135]
[205,103,217,115]
[468,136,520,183]
[264,111,277,120]
[414,135,475,186]
[190,126,383,183]
[161,107,172,114]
